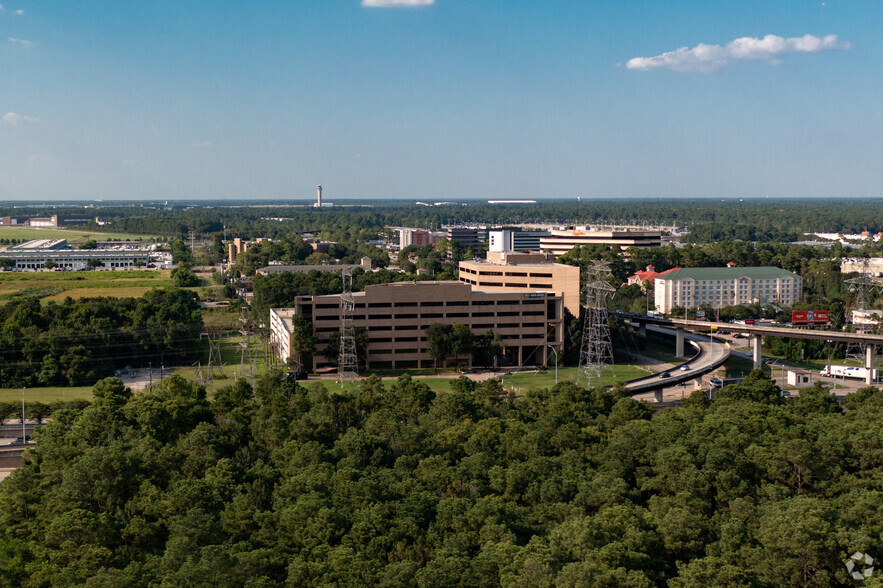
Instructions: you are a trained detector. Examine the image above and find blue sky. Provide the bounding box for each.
[1,0,880,200]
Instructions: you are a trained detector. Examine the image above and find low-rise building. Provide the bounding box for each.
[271,281,564,371]
[0,239,152,271]
[539,229,662,256]
[654,265,802,314]
[626,265,681,288]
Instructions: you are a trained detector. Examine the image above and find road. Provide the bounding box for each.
[625,325,730,394]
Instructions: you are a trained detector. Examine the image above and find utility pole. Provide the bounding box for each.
[21,388,26,441]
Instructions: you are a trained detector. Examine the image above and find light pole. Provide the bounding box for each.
[21,388,26,441]
[547,345,559,384]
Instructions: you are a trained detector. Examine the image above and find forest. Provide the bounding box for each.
[9,198,883,245]
[1,371,881,586]
[0,289,202,388]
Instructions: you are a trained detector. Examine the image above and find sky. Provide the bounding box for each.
[1,0,881,201]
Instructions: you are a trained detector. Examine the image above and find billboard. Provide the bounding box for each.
[791,310,829,324]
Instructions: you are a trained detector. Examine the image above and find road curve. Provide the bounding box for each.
[624,324,730,393]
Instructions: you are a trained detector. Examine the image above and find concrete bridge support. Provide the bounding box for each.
[654,390,663,403]
[676,328,685,358]
[866,344,876,385]
[639,321,647,338]
[751,335,763,370]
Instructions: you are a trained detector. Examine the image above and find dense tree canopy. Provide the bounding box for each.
[0,289,202,387]
[2,371,881,585]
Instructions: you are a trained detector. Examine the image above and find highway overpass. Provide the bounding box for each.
[627,313,883,385]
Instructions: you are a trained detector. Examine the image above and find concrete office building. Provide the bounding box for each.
[488,229,551,253]
[270,281,564,371]
[459,250,580,317]
[539,229,662,256]
[653,265,802,314]
[0,239,152,271]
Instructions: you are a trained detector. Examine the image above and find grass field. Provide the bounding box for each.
[0,387,94,403]
[0,270,175,303]
[0,226,163,243]
[500,365,651,393]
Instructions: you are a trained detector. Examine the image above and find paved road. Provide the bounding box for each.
[625,325,730,393]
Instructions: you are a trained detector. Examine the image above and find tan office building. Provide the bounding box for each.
[539,229,662,256]
[458,252,581,317]
[271,281,563,371]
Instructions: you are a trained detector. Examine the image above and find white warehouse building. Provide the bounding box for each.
[654,265,802,314]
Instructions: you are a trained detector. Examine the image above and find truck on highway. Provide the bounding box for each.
[819,365,879,380]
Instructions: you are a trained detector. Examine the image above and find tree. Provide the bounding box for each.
[43,260,57,270]
[426,323,452,370]
[87,258,104,269]
[288,317,317,373]
[450,324,474,367]
[0,258,14,269]
[171,267,199,287]
[78,239,98,250]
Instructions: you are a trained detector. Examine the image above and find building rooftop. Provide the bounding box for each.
[655,266,799,281]
[7,239,69,251]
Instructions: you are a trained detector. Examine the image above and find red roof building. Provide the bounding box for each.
[626,265,681,288]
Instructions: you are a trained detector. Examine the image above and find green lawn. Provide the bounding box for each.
[0,386,93,403]
[0,270,176,303]
[0,226,163,243]
[500,365,651,393]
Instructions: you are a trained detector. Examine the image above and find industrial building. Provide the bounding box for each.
[0,214,92,228]
[0,239,152,271]
[270,281,563,371]
[653,265,803,314]
[539,229,662,256]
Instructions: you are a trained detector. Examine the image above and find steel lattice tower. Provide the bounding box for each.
[338,268,359,381]
[578,261,616,386]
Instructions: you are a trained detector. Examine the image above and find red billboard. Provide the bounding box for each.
[744,319,755,325]
[791,310,829,324]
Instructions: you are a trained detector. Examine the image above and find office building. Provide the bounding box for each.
[459,251,580,317]
[539,229,662,256]
[270,281,563,371]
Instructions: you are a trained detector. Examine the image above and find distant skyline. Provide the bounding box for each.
[1,1,880,200]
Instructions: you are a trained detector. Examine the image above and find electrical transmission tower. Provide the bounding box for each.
[338,267,359,381]
[201,331,225,393]
[578,261,616,386]
[239,310,258,389]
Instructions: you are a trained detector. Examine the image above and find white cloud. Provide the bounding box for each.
[14,8,23,14]
[362,0,434,7]
[2,112,39,125]
[9,38,35,48]
[626,34,851,73]
[190,140,213,147]
[0,5,4,11]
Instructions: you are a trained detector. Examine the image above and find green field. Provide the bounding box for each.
[500,365,652,393]
[0,269,176,303]
[0,226,163,243]
[0,386,94,403]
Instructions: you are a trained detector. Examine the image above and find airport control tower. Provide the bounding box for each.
[314,185,322,208]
